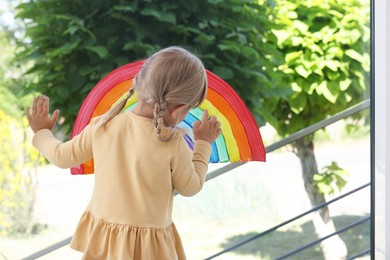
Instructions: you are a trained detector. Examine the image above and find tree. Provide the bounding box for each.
[15,0,290,135]
[260,0,370,258]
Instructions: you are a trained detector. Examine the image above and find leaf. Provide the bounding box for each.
[318,182,333,195]
[293,20,309,34]
[291,82,301,92]
[285,51,302,63]
[340,78,352,91]
[79,65,96,76]
[217,43,240,53]
[84,45,108,58]
[315,81,333,103]
[325,60,341,72]
[325,81,339,103]
[241,46,259,59]
[295,65,310,78]
[212,66,234,79]
[160,13,176,24]
[286,10,298,19]
[64,26,78,35]
[326,46,343,59]
[313,174,323,182]
[272,29,291,46]
[50,40,81,57]
[140,8,162,19]
[291,36,303,46]
[325,69,340,81]
[321,27,337,44]
[345,49,363,63]
[290,93,306,114]
[197,33,216,46]
[336,28,362,45]
[113,4,137,13]
[308,44,324,55]
[335,175,347,190]
[140,9,176,24]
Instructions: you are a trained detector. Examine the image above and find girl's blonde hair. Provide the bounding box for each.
[98,46,208,141]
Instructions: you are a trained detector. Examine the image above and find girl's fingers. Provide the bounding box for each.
[50,109,60,123]
[36,95,44,115]
[209,116,217,124]
[42,96,49,115]
[26,106,32,121]
[32,97,38,115]
[193,120,200,129]
[202,109,209,122]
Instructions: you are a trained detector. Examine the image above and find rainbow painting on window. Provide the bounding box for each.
[70,60,266,174]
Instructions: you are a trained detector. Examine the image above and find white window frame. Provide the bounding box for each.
[374,0,390,258]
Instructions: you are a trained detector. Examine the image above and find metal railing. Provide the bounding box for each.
[277,215,370,260]
[22,99,370,260]
[206,99,370,182]
[205,183,370,259]
[203,99,371,259]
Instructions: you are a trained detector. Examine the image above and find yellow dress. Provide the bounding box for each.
[32,111,212,260]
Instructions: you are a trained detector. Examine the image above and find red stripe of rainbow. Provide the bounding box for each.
[70,60,265,174]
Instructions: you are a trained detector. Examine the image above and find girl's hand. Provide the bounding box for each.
[26,95,60,133]
[193,109,222,144]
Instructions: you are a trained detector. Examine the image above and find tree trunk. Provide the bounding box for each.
[294,136,348,260]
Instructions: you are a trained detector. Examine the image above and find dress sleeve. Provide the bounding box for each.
[171,137,212,197]
[32,123,94,169]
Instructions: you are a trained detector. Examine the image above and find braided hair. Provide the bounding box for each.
[135,46,207,141]
[96,88,135,128]
[97,46,207,141]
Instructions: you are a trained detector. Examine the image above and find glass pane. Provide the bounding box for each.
[1,0,371,259]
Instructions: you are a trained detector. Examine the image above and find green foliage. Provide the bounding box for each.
[15,0,289,136]
[0,29,20,117]
[262,0,370,136]
[0,110,46,237]
[0,24,44,237]
[313,161,349,195]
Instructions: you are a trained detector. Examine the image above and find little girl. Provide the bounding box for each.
[26,46,222,260]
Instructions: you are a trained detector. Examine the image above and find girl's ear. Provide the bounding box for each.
[171,104,188,117]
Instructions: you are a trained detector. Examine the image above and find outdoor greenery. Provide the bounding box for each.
[0,27,45,237]
[1,0,371,258]
[0,110,44,237]
[15,0,290,135]
[262,0,370,135]
[263,1,370,258]
[314,161,349,195]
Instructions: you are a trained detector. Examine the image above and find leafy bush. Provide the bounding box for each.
[16,0,289,135]
[263,0,370,136]
[0,27,45,237]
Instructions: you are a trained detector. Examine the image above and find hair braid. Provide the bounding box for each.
[135,46,208,141]
[153,101,171,141]
[97,88,135,129]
